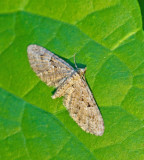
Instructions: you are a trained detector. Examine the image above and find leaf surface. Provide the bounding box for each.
[0,0,144,159]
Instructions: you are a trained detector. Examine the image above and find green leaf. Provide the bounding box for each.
[0,0,144,159]
[138,0,144,29]
[0,88,95,160]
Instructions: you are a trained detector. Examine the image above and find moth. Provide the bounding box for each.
[27,45,104,136]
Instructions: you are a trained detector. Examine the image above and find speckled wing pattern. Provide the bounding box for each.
[63,76,104,136]
[27,44,104,136]
[27,44,74,87]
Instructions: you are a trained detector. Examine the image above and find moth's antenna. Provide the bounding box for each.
[74,53,78,69]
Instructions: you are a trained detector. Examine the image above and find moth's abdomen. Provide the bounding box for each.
[52,71,79,99]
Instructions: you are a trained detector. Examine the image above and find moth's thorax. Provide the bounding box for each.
[77,67,87,76]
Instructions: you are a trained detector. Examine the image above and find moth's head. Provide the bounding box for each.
[77,67,87,76]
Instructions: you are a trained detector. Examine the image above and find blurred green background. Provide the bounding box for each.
[0,0,144,159]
